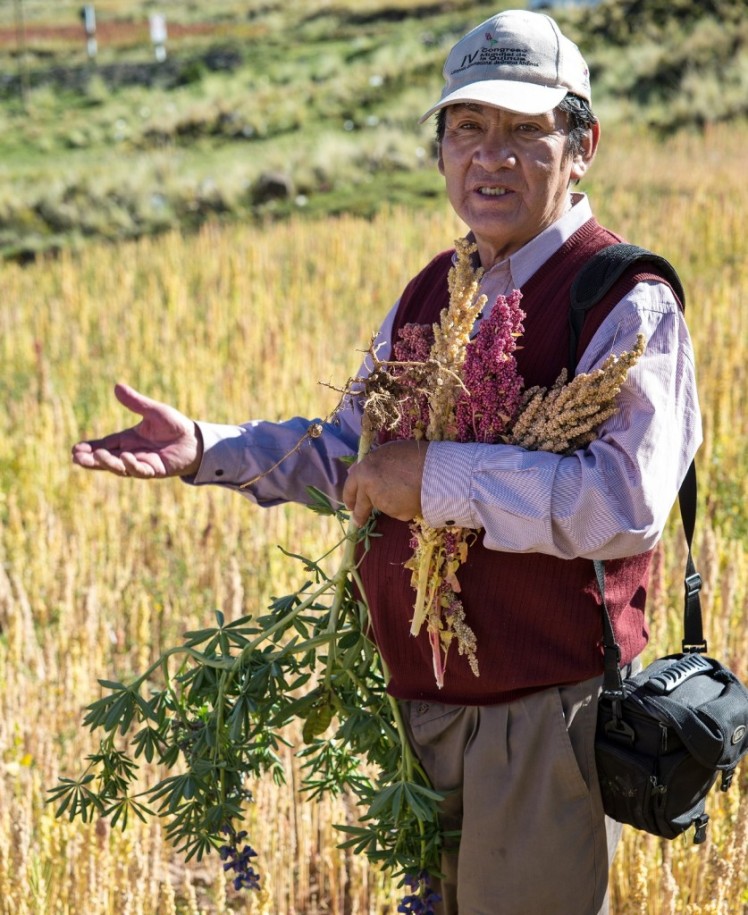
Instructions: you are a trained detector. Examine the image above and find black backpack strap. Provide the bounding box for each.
[599,456,703,698]
[569,246,704,682]
[596,558,624,697]
[568,243,686,374]
[679,459,706,653]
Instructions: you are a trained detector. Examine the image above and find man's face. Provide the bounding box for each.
[438,102,596,268]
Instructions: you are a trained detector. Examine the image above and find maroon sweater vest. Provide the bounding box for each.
[358,219,681,705]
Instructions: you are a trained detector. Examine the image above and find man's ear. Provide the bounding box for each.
[437,143,445,176]
[570,121,600,182]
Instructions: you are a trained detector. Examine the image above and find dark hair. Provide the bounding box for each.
[434,94,597,157]
[557,94,598,156]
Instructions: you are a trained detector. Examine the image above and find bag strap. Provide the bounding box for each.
[679,460,706,653]
[598,459,704,696]
[566,244,703,695]
[568,242,685,374]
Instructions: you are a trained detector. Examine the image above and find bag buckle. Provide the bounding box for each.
[693,813,709,845]
[721,768,736,792]
[683,573,708,653]
[682,640,709,654]
[602,692,636,743]
[684,571,703,599]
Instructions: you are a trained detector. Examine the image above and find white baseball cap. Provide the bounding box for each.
[419,9,591,122]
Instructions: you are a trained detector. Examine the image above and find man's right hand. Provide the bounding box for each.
[71,383,203,479]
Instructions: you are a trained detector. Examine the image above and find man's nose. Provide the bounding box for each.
[474,130,516,169]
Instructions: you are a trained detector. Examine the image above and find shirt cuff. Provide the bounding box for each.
[191,421,250,484]
[421,441,477,528]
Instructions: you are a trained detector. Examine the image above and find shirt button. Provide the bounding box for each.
[215,469,224,477]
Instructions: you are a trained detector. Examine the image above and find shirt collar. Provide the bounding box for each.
[477,192,593,289]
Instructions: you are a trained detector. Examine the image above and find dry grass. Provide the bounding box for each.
[0,122,747,913]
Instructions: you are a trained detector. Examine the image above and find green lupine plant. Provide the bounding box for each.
[50,438,446,902]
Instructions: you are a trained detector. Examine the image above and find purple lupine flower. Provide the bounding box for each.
[456,290,525,443]
[398,871,442,914]
[219,826,261,892]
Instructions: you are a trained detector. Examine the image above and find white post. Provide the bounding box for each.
[80,5,97,60]
[149,14,167,63]
[13,0,28,107]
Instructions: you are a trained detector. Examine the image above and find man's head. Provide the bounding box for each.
[423,10,600,268]
[420,9,592,124]
[429,10,597,156]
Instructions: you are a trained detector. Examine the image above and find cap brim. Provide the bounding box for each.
[418,80,568,123]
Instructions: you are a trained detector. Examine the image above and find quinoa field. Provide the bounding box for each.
[1,118,747,913]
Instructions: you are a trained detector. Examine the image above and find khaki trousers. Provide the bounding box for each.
[402,674,624,915]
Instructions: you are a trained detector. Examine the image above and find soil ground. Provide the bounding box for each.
[0,20,220,48]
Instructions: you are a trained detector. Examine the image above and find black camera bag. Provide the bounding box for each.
[593,462,748,843]
[596,647,748,842]
[570,247,748,844]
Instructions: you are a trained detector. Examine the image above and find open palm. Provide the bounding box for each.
[71,383,202,479]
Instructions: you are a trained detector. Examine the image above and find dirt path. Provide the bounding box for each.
[0,21,220,47]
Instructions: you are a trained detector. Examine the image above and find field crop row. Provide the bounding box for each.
[0,122,747,912]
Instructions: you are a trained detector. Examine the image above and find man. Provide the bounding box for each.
[72,10,701,914]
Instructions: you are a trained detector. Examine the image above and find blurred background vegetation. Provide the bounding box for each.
[2,4,748,912]
[0,0,747,261]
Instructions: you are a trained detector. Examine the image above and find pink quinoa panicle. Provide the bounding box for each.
[456,289,526,444]
[394,322,434,364]
[384,277,528,688]
[392,322,435,441]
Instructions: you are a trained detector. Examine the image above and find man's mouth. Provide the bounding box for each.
[478,186,509,197]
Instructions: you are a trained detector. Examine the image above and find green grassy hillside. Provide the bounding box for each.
[1,0,746,260]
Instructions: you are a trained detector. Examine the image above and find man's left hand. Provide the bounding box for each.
[343,440,427,527]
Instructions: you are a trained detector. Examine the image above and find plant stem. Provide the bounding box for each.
[323,423,375,682]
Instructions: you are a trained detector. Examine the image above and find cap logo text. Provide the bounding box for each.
[456,47,537,74]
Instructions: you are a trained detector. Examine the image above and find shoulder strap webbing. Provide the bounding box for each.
[567,245,705,690]
[568,242,686,374]
[599,460,705,697]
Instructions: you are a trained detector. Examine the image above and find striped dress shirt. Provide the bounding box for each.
[190,194,702,563]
